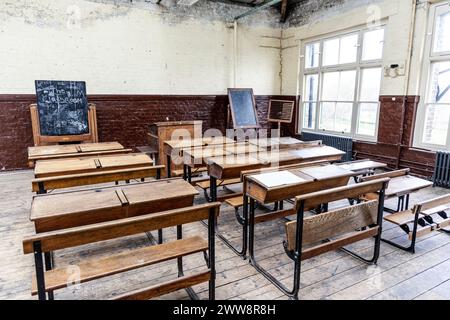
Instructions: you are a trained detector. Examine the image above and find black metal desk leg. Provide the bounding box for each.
[183,165,187,181]
[166,155,172,178]
[187,166,192,184]
[210,176,217,202]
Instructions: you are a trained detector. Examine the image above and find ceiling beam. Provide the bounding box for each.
[233,0,282,21]
[280,0,288,23]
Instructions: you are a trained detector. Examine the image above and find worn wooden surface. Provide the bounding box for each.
[34,153,153,178]
[1,170,450,300]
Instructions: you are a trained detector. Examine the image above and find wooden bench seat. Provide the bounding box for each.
[24,202,220,300]
[196,178,241,190]
[172,166,208,177]
[381,194,450,252]
[32,165,164,194]
[32,236,207,295]
[112,271,211,300]
[225,195,247,209]
[383,209,417,225]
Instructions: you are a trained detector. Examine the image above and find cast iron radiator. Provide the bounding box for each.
[433,151,450,188]
[301,131,353,162]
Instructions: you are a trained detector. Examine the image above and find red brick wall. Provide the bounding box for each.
[0,94,437,177]
[0,94,290,170]
[352,96,436,178]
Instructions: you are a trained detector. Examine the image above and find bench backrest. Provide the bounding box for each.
[240,160,330,180]
[360,168,410,182]
[285,200,378,251]
[285,178,389,256]
[417,194,450,215]
[23,202,220,254]
[293,178,389,209]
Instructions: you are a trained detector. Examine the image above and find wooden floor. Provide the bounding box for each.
[1,170,450,300]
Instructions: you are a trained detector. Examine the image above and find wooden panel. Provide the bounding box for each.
[383,209,417,225]
[299,165,352,180]
[31,236,208,294]
[419,194,450,214]
[294,178,389,209]
[384,176,433,197]
[23,203,220,254]
[31,177,196,232]
[285,200,378,249]
[34,153,152,178]
[31,166,163,193]
[224,142,263,155]
[28,149,132,167]
[196,178,241,190]
[245,164,353,204]
[112,271,211,300]
[97,153,153,169]
[361,169,410,182]
[34,158,98,178]
[336,159,387,173]
[28,145,79,158]
[77,142,123,153]
[300,227,379,260]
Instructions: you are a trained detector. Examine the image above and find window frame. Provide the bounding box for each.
[414,2,450,151]
[298,25,386,142]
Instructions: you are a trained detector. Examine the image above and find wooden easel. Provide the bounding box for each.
[30,103,98,146]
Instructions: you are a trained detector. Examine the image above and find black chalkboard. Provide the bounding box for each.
[35,80,89,136]
[228,88,259,129]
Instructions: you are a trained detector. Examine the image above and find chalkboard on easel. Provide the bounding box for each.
[35,80,89,136]
[228,88,260,129]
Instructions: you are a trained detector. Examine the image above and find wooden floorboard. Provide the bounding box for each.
[0,170,449,300]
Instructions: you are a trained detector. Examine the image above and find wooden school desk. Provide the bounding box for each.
[32,153,160,194]
[207,145,345,202]
[28,142,131,167]
[29,179,199,281]
[163,137,235,177]
[218,163,353,257]
[30,179,199,233]
[182,142,265,183]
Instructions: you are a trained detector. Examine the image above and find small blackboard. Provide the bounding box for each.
[35,80,89,136]
[268,100,295,123]
[228,88,259,129]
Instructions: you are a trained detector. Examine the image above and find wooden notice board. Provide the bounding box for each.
[268,100,295,123]
[228,88,260,129]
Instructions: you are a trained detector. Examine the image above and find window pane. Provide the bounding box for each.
[302,102,316,129]
[428,61,450,104]
[305,42,320,68]
[319,102,352,133]
[322,70,356,101]
[322,38,339,66]
[433,10,450,53]
[362,29,384,61]
[323,35,358,66]
[357,103,378,136]
[360,68,382,101]
[339,34,358,64]
[304,74,318,101]
[422,104,450,145]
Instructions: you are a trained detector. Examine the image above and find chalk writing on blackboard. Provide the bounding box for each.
[35,80,89,136]
[228,88,259,129]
